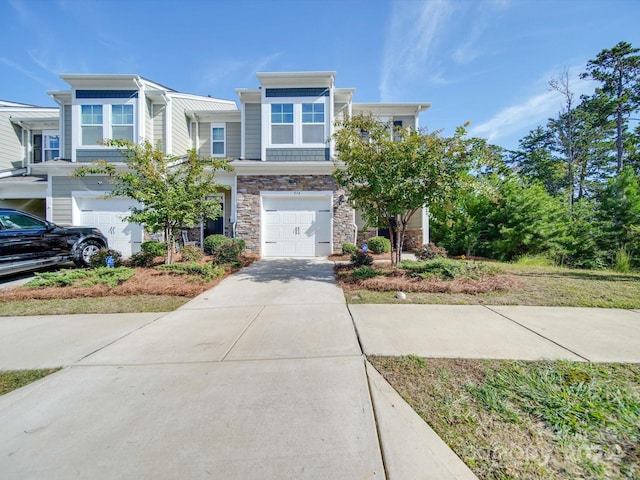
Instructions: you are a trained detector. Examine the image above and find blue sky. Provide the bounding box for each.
[1,0,639,150]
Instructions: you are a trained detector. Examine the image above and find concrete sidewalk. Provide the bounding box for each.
[350,304,640,363]
[1,259,638,479]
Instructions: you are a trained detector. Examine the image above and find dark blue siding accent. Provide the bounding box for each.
[266,88,329,98]
[76,90,138,99]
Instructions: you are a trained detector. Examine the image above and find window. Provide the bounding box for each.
[271,103,293,144]
[302,103,325,143]
[43,132,60,161]
[211,125,225,156]
[392,120,403,141]
[81,105,103,145]
[112,104,134,142]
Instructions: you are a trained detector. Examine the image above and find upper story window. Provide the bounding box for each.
[43,132,60,161]
[31,131,60,163]
[211,124,225,156]
[111,104,134,142]
[392,120,404,141]
[81,105,103,145]
[271,103,294,144]
[302,103,325,144]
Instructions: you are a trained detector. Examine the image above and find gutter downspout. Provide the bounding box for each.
[352,208,358,245]
[162,93,172,154]
[133,76,144,143]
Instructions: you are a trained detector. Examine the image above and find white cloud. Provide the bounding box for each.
[0,57,54,89]
[470,66,597,143]
[380,0,454,101]
[379,0,512,100]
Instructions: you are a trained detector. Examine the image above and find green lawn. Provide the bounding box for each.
[345,262,640,308]
[0,369,61,396]
[371,356,640,480]
[0,295,189,316]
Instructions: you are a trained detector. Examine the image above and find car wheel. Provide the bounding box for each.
[74,240,103,267]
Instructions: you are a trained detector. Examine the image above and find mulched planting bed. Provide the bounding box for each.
[334,262,521,294]
[0,254,258,301]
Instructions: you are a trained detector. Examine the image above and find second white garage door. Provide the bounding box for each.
[262,194,332,257]
[75,197,143,257]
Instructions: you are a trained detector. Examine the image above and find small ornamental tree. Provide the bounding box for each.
[333,114,486,263]
[75,140,231,264]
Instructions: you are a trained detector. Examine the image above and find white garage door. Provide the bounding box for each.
[76,197,143,257]
[262,195,332,257]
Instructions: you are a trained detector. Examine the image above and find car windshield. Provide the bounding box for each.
[0,212,48,230]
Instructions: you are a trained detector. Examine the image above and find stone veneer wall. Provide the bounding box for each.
[236,175,354,255]
[357,227,424,252]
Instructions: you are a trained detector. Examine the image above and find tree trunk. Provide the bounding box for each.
[386,217,395,264]
[165,225,174,265]
[395,217,407,265]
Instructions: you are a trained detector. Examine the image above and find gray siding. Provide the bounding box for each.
[76,148,125,163]
[51,175,114,224]
[244,103,261,159]
[0,111,22,171]
[266,148,329,161]
[152,104,166,151]
[197,121,210,156]
[197,121,241,159]
[395,115,416,129]
[144,98,153,142]
[227,122,241,159]
[63,104,72,159]
[169,97,192,155]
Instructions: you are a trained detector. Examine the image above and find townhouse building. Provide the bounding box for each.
[1,71,430,258]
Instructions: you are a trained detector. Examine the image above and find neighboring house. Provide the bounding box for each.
[14,71,430,258]
[0,100,59,217]
[35,75,237,256]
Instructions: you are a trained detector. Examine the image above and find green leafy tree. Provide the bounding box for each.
[581,41,640,173]
[596,166,640,265]
[75,140,231,264]
[432,173,568,261]
[333,114,485,263]
[508,126,566,196]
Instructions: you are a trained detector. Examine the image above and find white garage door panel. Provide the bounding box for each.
[261,195,332,258]
[76,197,143,257]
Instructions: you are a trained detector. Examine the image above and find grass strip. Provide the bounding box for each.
[0,368,61,396]
[370,357,640,480]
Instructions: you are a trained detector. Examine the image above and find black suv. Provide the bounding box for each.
[0,208,109,276]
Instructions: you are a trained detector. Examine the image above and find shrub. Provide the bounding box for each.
[351,251,373,267]
[614,247,631,273]
[415,242,448,260]
[128,251,156,268]
[141,241,166,257]
[232,237,246,253]
[89,248,123,269]
[368,236,391,254]
[399,258,500,280]
[213,241,242,264]
[156,263,224,281]
[181,245,204,263]
[342,243,358,255]
[203,234,230,255]
[25,267,134,288]
[353,266,378,280]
